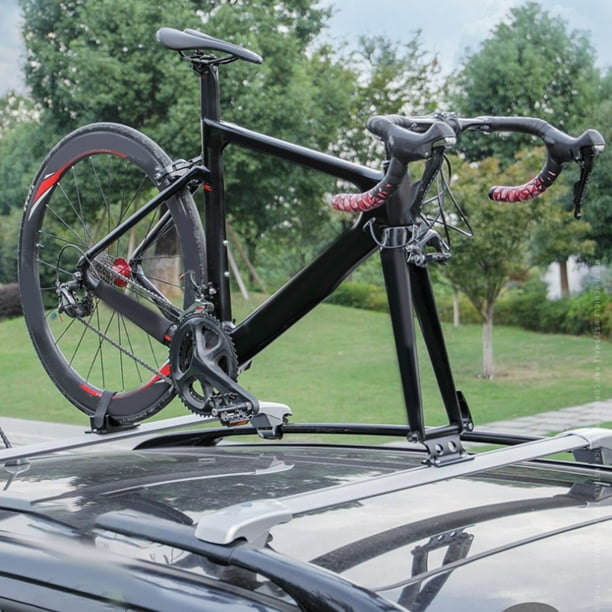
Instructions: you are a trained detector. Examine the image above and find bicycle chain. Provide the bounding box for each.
[75,313,174,385]
[73,252,177,385]
[89,252,183,309]
[58,250,196,387]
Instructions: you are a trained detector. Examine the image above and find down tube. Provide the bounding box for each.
[231,216,377,365]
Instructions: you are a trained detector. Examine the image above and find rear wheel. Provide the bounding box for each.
[19,123,207,424]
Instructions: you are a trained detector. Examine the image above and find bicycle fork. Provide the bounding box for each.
[379,177,473,464]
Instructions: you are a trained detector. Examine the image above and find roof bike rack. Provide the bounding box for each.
[0,402,291,462]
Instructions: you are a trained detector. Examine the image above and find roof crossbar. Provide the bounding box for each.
[278,428,612,517]
[0,414,211,462]
[191,428,612,547]
[93,428,612,611]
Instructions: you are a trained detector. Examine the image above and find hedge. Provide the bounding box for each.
[327,280,610,338]
[496,285,610,338]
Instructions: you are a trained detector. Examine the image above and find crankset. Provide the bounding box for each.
[169,312,259,425]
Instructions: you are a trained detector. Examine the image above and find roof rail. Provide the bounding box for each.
[96,509,406,612]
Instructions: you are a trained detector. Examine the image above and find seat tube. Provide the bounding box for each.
[200,65,232,322]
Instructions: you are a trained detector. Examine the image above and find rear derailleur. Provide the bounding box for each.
[57,276,94,319]
[405,223,451,267]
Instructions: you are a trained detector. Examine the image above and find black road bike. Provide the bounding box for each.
[18,27,605,461]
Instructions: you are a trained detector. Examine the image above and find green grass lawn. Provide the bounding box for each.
[1,293,609,430]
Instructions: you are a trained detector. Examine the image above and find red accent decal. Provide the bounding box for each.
[80,384,102,398]
[33,149,129,205]
[140,363,172,390]
[160,363,171,376]
[33,165,69,204]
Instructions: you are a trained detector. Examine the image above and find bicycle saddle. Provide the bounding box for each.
[157,27,263,64]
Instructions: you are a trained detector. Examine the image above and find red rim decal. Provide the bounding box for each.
[138,363,173,392]
[80,384,102,398]
[32,149,128,206]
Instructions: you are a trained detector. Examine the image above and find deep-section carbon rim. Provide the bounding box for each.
[19,123,207,424]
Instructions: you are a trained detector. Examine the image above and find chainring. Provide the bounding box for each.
[169,312,239,416]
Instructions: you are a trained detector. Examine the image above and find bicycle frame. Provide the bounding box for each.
[74,61,470,456]
[196,63,470,455]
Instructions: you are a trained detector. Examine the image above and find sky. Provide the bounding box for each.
[320,0,612,73]
[1,0,611,96]
[0,0,23,95]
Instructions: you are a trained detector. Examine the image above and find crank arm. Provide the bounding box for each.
[173,355,260,417]
[89,275,175,345]
[176,361,285,438]
[199,362,260,416]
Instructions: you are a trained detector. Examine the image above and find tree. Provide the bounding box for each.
[0,207,22,284]
[339,33,441,167]
[0,96,57,283]
[530,204,596,296]
[19,0,203,132]
[449,1,603,306]
[197,1,354,273]
[581,69,612,264]
[0,97,50,217]
[452,2,600,163]
[14,0,355,282]
[440,151,546,379]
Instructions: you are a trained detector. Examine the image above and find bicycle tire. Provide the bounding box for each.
[19,123,207,424]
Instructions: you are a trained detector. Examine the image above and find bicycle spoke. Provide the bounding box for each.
[65,315,90,369]
[87,306,108,388]
[37,257,76,279]
[70,162,92,246]
[120,313,145,384]
[62,166,94,246]
[116,307,126,390]
[20,123,205,422]
[52,312,81,347]
[45,201,89,248]
[39,229,85,248]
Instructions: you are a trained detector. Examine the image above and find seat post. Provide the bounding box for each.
[197,63,232,322]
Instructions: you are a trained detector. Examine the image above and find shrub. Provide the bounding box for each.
[0,283,22,319]
[329,281,483,323]
[538,298,572,334]
[495,279,548,330]
[565,287,611,338]
[496,280,610,338]
[327,277,610,339]
[327,282,389,313]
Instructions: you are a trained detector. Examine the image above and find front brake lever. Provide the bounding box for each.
[573,153,595,220]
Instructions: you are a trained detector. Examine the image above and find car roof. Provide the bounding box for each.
[1,419,612,611]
